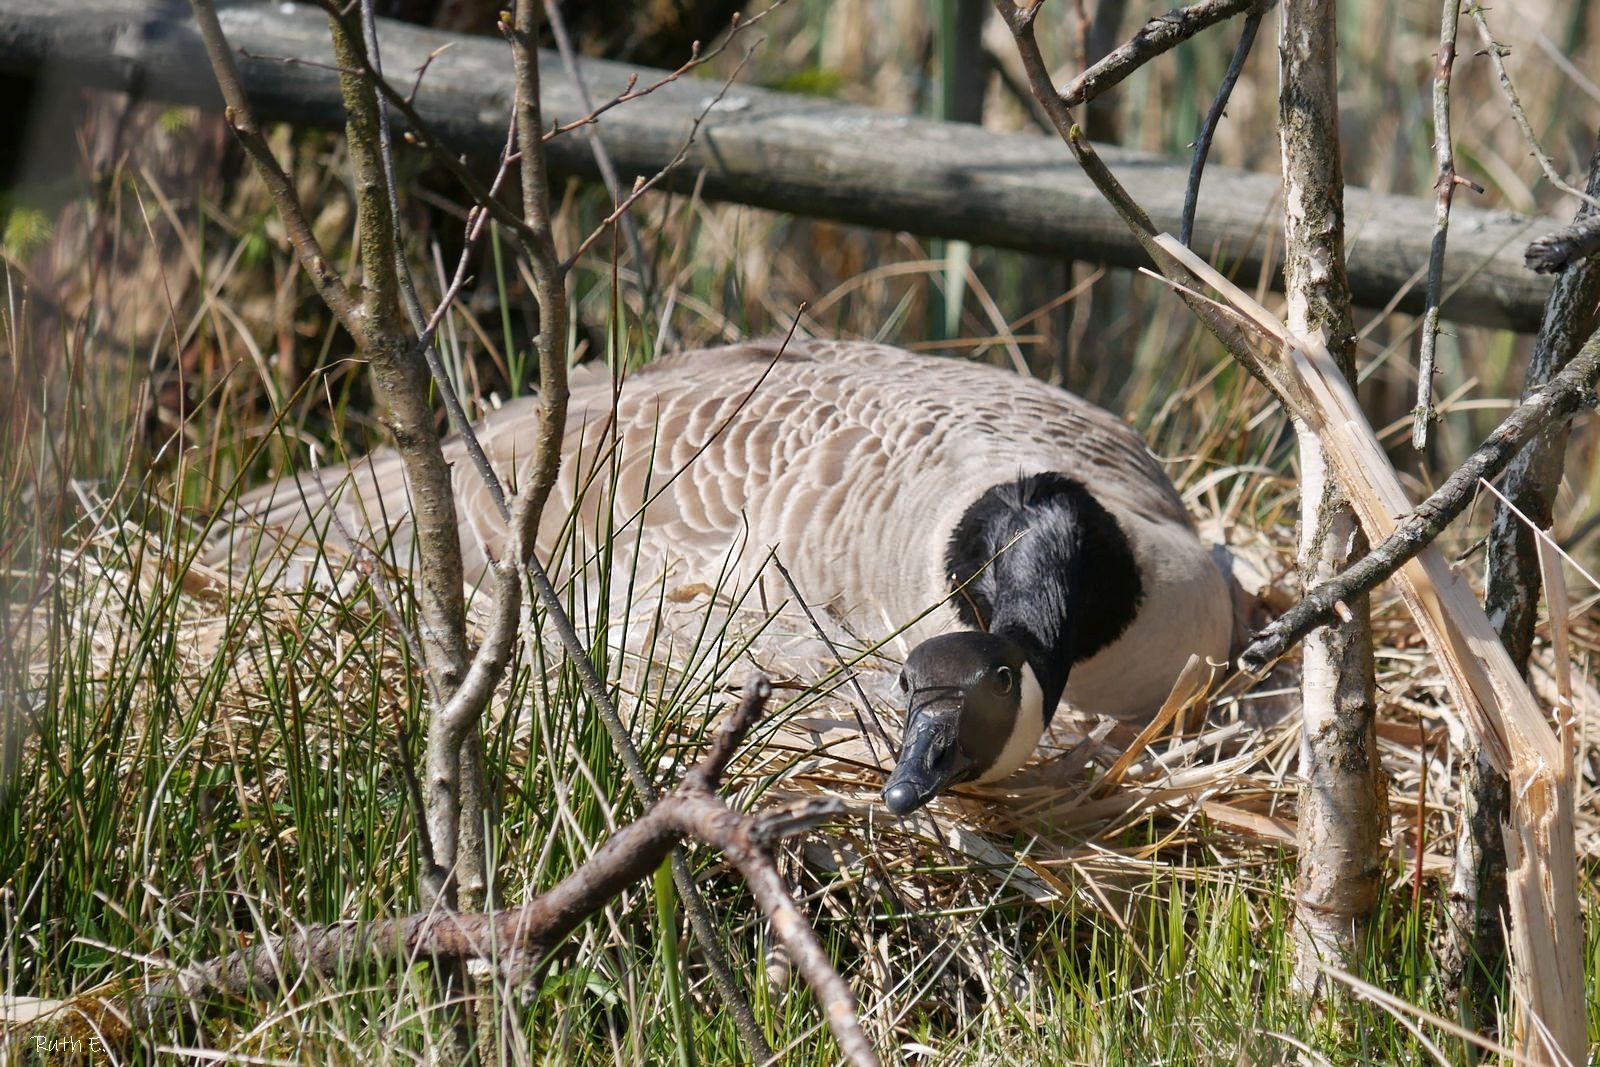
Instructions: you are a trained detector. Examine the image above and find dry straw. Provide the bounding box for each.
[1154,232,1584,1065]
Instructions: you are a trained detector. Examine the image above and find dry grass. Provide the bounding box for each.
[12,373,1599,1058]
[7,0,1600,1060]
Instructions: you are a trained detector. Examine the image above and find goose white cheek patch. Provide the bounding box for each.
[973,664,1046,784]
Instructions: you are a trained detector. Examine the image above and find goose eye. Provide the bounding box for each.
[995,666,1014,695]
[897,672,909,693]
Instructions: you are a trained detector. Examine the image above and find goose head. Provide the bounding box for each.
[880,472,1143,816]
[881,632,1049,816]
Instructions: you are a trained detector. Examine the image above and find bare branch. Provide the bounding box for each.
[558,49,756,277]
[717,803,874,1067]
[187,0,360,330]
[1238,331,1600,674]
[1060,0,1275,109]
[194,7,481,884]
[1525,214,1600,274]
[1466,4,1600,215]
[196,2,784,1056]
[425,564,518,847]
[320,10,481,910]
[1414,0,1478,450]
[131,682,877,1065]
[1179,3,1265,246]
[990,0,1296,405]
[538,3,787,142]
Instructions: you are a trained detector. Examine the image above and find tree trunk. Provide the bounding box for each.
[1446,126,1600,1024]
[1279,0,1382,999]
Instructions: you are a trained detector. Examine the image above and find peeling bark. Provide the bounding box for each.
[1279,0,1381,999]
[1445,126,1600,1021]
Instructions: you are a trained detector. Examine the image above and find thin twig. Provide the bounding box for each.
[216,11,759,1047]
[130,681,879,1067]
[187,8,758,1052]
[537,2,788,143]
[988,0,1294,406]
[1238,328,1600,673]
[558,47,756,277]
[1414,0,1478,450]
[1466,3,1600,214]
[770,555,893,765]
[541,0,657,325]
[304,0,781,271]
[1179,3,1264,246]
[1059,0,1275,109]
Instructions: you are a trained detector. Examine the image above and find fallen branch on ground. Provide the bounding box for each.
[129,679,877,1066]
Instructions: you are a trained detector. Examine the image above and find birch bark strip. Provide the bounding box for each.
[1278,0,1381,999]
[1156,233,1585,1064]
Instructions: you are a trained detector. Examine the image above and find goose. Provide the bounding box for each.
[214,338,1233,815]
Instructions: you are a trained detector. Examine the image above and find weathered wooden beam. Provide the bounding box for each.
[0,0,1560,331]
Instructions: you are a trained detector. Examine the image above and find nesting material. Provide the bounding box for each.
[1155,234,1585,1062]
[14,414,1600,1030]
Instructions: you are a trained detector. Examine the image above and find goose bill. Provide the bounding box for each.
[882,696,974,816]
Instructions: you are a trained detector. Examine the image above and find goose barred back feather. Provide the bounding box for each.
[216,339,1231,725]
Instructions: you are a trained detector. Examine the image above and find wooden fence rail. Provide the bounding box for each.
[0,0,1565,331]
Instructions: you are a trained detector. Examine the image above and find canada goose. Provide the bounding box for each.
[215,339,1233,815]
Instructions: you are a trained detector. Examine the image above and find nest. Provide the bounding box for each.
[12,479,1600,1042]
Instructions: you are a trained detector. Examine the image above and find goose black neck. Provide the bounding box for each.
[944,473,1143,719]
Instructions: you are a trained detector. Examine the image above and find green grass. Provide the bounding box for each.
[5,271,1591,1064]
[7,3,1600,1061]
